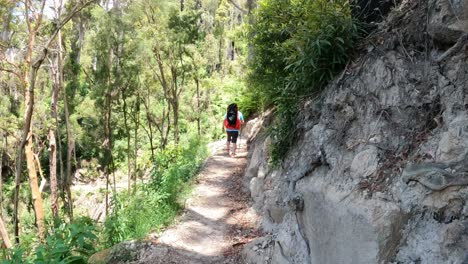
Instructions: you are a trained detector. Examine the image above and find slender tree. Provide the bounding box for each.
[12,0,97,243]
[0,215,11,249]
[0,135,4,214]
[49,59,59,218]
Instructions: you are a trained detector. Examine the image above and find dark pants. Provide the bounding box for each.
[226,131,239,144]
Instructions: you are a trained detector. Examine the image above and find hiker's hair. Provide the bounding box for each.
[227,103,238,112]
[226,103,239,127]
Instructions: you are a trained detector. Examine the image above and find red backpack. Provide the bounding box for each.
[224,116,241,130]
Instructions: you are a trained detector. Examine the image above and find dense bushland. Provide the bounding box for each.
[0,0,249,261]
[0,0,364,259]
[245,0,361,163]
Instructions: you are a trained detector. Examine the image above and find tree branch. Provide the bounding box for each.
[0,66,22,80]
[25,0,32,35]
[34,0,47,32]
[228,0,247,14]
[32,0,98,69]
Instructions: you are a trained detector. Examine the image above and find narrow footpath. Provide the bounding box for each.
[131,139,260,264]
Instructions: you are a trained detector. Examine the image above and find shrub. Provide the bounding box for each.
[102,136,207,246]
[2,218,97,264]
[247,0,362,164]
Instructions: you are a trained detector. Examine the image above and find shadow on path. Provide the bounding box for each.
[122,139,259,264]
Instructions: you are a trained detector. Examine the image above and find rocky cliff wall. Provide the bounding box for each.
[242,1,468,263]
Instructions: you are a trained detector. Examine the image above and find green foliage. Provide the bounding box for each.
[237,86,264,119]
[1,0,250,257]
[196,75,247,140]
[246,0,361,164]
[2,218,97,264]
[168,9,204,44]
[102,137,207,247]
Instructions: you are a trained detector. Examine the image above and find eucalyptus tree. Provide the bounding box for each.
[0,0,96,243]
[83,0,144,205]
[136,0,175,149]
[61,0,93,218]
[115,13,141,192]
[145,2,205,145]
[47,0,66,219]
[87,6,119,214]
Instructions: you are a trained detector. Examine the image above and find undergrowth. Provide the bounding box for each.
[102,136,208,247]
[245,0,362,164]
[2,217,97,264]
[1,137,209,261]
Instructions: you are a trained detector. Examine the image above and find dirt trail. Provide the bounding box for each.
[132,139,259,264]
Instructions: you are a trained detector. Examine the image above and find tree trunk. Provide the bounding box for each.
[25,133,45,238]
[133,96,140,192]
[63,1,88,220]
[0,215,11,249]
[63,85,74,220]
[164,103,171,149]
[218,35,224,71]
[50,0,63,215]
[1,11,11,43]
[25,58,47,241]
[173,98,179,144]
[13,64,48,242]
[230,41,235,61]
[247,0,256,61]
[104,93,112,216]
[170,65,180,145]
[49,58,59,218]
[13,139,24,243]
[14,15,45,242]
[122,93,131,191]
[49,120,58,217]
[56,119,65,202]
[142,97,155,161]
[153,47,172,149]
[63,25,74,218]
[195,78,201,136]
[0,135,4,215]
[56,33,65,215]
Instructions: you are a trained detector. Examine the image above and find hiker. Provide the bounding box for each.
[223,103,244,157]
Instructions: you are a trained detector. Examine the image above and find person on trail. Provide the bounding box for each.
[223,103,244,157]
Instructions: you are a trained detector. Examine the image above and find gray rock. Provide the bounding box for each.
[266,204,286,224]
[434,198,465,223]
[243,237,274,264]
[350,146,379,179]
[249,177,264,202]
[402,163,468,191]
[436,115,468,163]
[428,0,468,44]
[241,1,468,263]
[296,177,406,264]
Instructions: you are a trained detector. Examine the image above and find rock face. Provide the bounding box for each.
[428,0,468,44]
[242,1,468,263]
